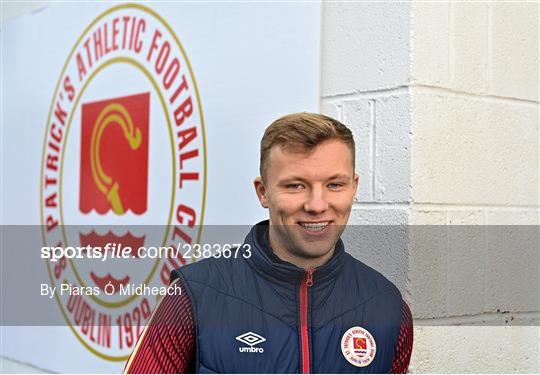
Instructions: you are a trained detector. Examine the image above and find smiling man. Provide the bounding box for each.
[125,113,413,374]
[254,123,359,271]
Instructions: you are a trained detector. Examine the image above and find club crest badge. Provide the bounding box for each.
[341,326,377,367]
[40,3,206,361]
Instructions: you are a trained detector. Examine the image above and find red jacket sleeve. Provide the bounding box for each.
[389,300,414,373]
[124,278,196,374]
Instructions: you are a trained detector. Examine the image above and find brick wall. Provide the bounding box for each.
[321,1,539,372]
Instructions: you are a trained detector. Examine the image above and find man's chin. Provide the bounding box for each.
[291,246,334,261]
[290,237,336,260]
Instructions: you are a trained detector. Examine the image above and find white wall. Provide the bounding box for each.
[1,2,48,22]
[320,1,539,373]
[2,2,55,372]
[410,1,539,373]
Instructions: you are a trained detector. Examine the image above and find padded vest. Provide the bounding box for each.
[171,221,403,373]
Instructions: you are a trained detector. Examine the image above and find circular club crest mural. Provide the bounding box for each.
[39,4,206,361]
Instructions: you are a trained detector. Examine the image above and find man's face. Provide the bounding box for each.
[254,139,359,264]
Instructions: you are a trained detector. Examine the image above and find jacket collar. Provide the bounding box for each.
[244,220,345,287]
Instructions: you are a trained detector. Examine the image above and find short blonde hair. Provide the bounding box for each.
[260,112,355,180]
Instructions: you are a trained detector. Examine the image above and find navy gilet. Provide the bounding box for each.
[171,221,403,373]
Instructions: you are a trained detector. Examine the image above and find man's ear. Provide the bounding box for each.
[353,173,359,197]
[254,176,269,208]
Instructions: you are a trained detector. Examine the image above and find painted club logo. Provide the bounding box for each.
[40,4,206,361]
[341,326,377,367]
[79,93,150,216]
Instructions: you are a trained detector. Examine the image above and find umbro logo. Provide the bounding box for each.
[236,331,266,353]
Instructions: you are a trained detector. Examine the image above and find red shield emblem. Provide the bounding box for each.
[354,337,366,350]
[79,92,150,215]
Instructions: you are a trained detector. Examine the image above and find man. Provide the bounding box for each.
[125,113,413,373]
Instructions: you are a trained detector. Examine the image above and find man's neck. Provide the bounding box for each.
[268,231,335,271]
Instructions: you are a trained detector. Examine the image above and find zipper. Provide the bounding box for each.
[299,268,314,374]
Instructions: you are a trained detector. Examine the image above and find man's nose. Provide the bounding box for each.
[303,188,329,214]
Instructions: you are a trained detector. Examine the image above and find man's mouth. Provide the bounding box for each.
[298,221,330,232]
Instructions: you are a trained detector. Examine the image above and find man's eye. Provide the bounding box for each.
[286,184,304,189]
[328,183,344,189]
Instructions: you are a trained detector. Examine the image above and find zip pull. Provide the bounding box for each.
[306,268,314,287]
